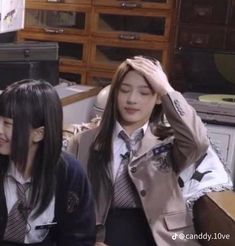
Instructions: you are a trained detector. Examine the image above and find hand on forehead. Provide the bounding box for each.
[125,56,173,96]
[126,56,163,72]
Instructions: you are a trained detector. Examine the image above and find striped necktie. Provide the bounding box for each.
[113,129,144,208]
[4,178,31,243]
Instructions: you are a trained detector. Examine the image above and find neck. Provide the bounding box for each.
[120,120,148,136]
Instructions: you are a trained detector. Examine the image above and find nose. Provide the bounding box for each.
[127,91,138,104]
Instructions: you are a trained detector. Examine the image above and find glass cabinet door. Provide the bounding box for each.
[92,8,170,41]
[90,40,169,70]
[25,3,90,34]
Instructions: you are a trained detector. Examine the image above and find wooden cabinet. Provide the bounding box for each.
[171,0,235,91]
[17,1,91,84]
[18,0,177,85]
[93,0,174,9]
[177,0,234,50]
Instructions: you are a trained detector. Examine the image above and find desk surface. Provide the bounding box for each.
[207,191,235,221]
[55,84,101,106]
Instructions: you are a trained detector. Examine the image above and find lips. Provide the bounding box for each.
[0,137,8,144]
[125,107,139,114]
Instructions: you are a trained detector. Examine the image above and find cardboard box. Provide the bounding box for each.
[0,0,25,34]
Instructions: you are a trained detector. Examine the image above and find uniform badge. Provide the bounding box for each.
[67,191,80,213]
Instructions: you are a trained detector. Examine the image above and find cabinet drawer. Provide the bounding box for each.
[89,38,169,71]
[91,7,171,42]
[86,70,113,86]
[93,0,174,10]
[180,0,229,24]
[178,24,225,49]
[28,0,91,5]
[18,32,89,67]
[227,28,235,50]
[25,2,91,35]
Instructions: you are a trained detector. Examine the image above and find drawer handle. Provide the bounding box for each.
[190,37,205,45]
[44,28,64,34]
[193,39,204,45]
[119,34,139,40]
[197,10,207,17]
[47,0,64,2]
[120,2,142,9]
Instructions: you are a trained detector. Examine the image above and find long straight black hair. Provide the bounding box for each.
[87,57,170,200]
[0,79,63,218]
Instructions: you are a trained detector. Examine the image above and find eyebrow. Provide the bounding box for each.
[121,83,150,89]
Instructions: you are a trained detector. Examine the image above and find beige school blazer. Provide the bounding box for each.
[67,91,209,246]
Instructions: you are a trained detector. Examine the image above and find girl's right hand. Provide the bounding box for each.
[126,56,174,97]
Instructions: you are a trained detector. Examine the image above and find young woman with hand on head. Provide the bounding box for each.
[0,79,96,246]
[73,56,209,246]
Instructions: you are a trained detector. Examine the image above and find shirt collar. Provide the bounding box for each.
[113,121,149,141]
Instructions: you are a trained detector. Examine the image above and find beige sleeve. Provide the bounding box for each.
[161,91,210,174]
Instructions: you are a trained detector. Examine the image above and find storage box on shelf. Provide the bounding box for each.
[18,0,177,86]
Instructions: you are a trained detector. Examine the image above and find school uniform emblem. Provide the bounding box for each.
[67,191,80,213]
[151,143,172,172]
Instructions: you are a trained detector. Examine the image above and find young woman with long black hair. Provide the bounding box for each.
[0,79,96,246]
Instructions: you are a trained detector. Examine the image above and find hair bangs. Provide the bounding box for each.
[0,90,18,119]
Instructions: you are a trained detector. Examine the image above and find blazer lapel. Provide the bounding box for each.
[131,126,161,162]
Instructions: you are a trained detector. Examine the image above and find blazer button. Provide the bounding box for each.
[130,166,137,173]
[140,190,146,197]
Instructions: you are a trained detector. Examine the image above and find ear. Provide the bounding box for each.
[155,95,162,105]
[32,126,45,143]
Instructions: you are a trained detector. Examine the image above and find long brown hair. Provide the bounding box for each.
[87,57,171,199]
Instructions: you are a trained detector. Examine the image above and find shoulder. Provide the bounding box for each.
[59,151,87,183]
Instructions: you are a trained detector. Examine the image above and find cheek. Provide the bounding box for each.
[142,96,157,106]
[117,93,126,107]
[143,98,157,113]
[5,128,13,141]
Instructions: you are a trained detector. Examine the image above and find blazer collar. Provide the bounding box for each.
[134,126,161,158]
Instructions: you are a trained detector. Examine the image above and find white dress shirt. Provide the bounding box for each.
[4,163,55,243]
